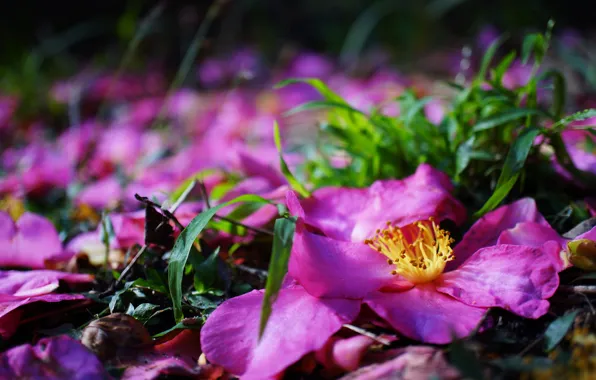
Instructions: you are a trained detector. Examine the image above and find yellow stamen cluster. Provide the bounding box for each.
[364,218,455,284]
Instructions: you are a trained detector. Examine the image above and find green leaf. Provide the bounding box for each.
[540,70,566,120]
[259,217,297,339]
[152,318,201,339]
[193,247,220,293]
[472,109,546,132]
[283,100,366,118]
[475,126,541,216]
[476,35,506,83]
[552,109,596,130]
[274,121,311,198]
[168,194,271,322]
[544,310,579,351]
[493,51,517,85]
[131,303,160,323]
[522,33,545,64]
[275,78,343,101]
[455,137,475,176]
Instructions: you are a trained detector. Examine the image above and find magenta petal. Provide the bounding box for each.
[365,284,487,344]
[0,270,92,297]
[1,212,64,268]
[201,288,360,378]
[293,164,465,242]
[437,243,560,319]
[290,222,394,298]
[450,198,549,268]
[497,221,565,248]
[0,335,108,379]
[332,335,374,371]
[0,293,87,339]
[0,212,16,240]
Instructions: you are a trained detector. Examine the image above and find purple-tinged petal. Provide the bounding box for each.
[339,346,461,380]
[316,335,375,371]
[0,293,88,339]
[0,270,92,297]
[437,242,560,319]
[289,222,395,299]
[450,198,549,268]
[0,212,66,269]
[0,212,16,240]
[497,221,565,248]
[293,164,466,242]
[0,335,109,380]
[201,287,360,379]
[365,284,487,344]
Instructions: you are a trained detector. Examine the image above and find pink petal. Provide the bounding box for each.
[437,242,561,319]
[451,198,549,268]
[331,336,375,371]
[339,346,461,380]
[575,225,596,241]
[0,270,93,297]
[365,284,487,344]
[0,293,87,339]
[201,287,360,379]
[289,221,394,299]
[1,213,65,268]
[0,335,108,379]
[497,221,565,247]
[0,212,16,240]
[291,164,466,242]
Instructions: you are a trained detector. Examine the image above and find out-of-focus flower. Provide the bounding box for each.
[0,211,71,268]
[0,335,109,380]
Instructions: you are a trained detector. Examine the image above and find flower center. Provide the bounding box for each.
[364,218,455,284]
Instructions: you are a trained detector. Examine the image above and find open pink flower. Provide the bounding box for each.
[202,165,565,379]
[201,165,466,378]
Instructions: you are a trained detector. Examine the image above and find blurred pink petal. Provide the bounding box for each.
[340,346,461,380]
[0,212,67,268]
[316,335,375,372]
[0,293,88,339]
[0,270,92,297]
[0,335,108,379]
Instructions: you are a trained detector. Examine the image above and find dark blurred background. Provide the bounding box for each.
[2,0,595,64]
[2,0,596,115]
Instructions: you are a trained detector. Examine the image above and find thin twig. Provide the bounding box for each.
[517,336,542,357]
[235,264,268,278]
[168,180,196,214]
[115,245,147,287]
[343,324,391,346]
[197,180,275,236]
[563,285,596,294]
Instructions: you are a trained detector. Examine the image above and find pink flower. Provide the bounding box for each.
[201,165,564,378]
[0,143,74,197]
[0,211,71,268]
[0,335,108,379]
[200,165,466,378]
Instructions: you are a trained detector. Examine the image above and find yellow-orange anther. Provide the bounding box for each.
[364,218,455,284]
